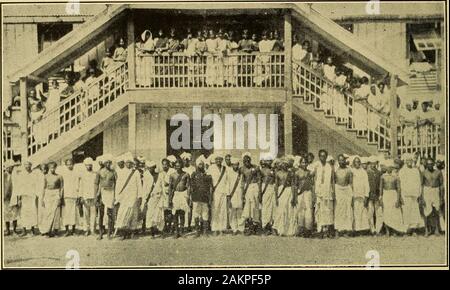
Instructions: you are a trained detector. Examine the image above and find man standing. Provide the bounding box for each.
[399,153,424,235]
[209,155,229,235]
[273,159,297,237]
[3,160,18,235]
[334,154,353,237]
[168,159,190,238]
[40,162,63,237]
[314,150,335,238]
[228,157,244,235]
[366,156,383,235]
[436,155,446,232]
[60,158,80,236]
[190,156,213,237]
[295,156,314,237]
[79,157,98,236]
[142,161,164,237]
[351,157,370,235]
[94,154,116,240]
[260,158,276,234]
[115,154,143,240]
[241,152,262,235]
[422,158,444,236]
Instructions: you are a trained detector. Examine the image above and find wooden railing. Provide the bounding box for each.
[27,62,129,156]
[136,52,285,89]
[292,60,441,157]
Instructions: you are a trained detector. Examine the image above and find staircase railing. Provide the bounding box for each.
[292,60,441,157]
[27,62,129,156]
[136,52,285,89]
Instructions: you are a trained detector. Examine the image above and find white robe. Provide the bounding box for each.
[59,167,80,226]
[352,168,370,231]
[115,168,143,229]
[399,167,424,229]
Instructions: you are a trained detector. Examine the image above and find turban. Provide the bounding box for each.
[360,157,368,164]
[367,156,378,163]
[4,160,15,168]
[145,161,156,168]
[167,155,177,163]
[115,155,125,163]
[326,155,335,162]
[436,154,445,162]
[401,153,414,161]
[196,155,206,166]
[103,154,114,162]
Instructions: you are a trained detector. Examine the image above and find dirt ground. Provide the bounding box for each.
[2,232,447,268]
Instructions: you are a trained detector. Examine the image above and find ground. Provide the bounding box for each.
[2,233,447,268]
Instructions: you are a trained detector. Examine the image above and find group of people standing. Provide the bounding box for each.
[3,149,445,240]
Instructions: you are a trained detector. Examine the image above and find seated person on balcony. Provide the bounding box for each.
[28,88,46,123]
[154,29,168,55]
[205,30,218,86]
[113,38,128,62]
[137,30,155,55]
[238,30,254,53]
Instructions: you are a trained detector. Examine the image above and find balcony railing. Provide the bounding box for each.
[27,62,129,156]
[135,52,285,89]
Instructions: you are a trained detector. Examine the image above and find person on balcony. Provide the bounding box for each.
[28,88,46,123]
[166,28,181,87]
[60,72,76,101]
[181,29,198,87]
[334,69,349,122]
[377,82,391,115]
[353,76,370,132]
[216,30,229,87]
[136,30,155,87]
[153,29,168,87]
[271,30,284,52]
[320,56,336,116]
[400,102,419,146]
[113,38,128,63]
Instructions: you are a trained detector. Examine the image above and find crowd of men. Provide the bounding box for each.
[3,150,446,240]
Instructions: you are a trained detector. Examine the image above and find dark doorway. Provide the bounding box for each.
[166,120,214,161]
[72,132,103,164]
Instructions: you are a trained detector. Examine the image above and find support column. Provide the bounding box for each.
[19,77,28,159]
[128,103,137,154]
[389,74,399,158]
[283,12,293,155]
[127,12,136,89]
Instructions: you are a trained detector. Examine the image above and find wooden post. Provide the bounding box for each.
[389,74,399,158]
[283,12,293,155]
[128,103,137,154]
[127,12,136,89]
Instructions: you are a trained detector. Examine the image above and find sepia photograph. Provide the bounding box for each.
[1,0,448,270]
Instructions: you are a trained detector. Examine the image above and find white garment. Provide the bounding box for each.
[59,167,80,198]
[79,169,97,200]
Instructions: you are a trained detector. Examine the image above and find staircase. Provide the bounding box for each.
[27,62,129,166]
[292,60,441,157]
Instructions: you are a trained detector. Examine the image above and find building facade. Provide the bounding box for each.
[2,2,445,165]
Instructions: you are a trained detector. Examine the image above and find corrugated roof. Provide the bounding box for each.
[2,3,107,17]
[311,2,444,21]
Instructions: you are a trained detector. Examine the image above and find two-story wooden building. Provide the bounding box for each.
[2,2,445,166]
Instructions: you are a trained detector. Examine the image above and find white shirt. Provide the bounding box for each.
[399,167,422,198]
[352,168,370,198]
[79,169,98,199]
[208,165,229,194]
[323,64,336,82]
[60,167,80,198]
